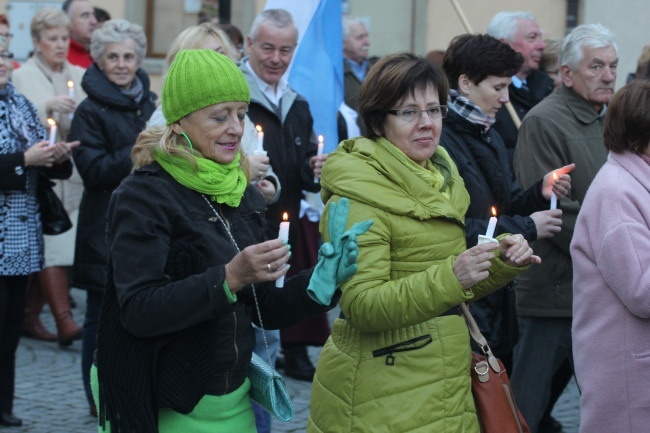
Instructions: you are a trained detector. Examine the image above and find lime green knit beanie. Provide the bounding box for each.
[162,49,250,125]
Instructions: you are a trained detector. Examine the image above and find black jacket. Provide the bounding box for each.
[96,163,336,432]
[440,108,548,354]
[240,62,320,247]
[70,64,156,291]
[493,70,554,169]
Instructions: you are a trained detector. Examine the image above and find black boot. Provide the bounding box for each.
[0,412,23,427]
[283,345,315,381]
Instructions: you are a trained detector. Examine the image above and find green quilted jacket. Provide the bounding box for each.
[307,137,525,433]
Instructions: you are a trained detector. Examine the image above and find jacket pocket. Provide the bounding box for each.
[372,334,433,366]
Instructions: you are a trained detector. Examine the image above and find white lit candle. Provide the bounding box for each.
[485,206,498,239]
[68,80,75,119]
[550,172,558,210]
[314,134,324,182]
[276,212,290,288]
[254,124,266,155]
[47,118,57,145]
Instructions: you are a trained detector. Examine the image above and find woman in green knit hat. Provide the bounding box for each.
[90,49,371,433]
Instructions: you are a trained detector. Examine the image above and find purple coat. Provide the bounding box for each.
[571,151,650,433]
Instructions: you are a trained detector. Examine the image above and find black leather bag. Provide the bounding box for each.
[37,173,72,235]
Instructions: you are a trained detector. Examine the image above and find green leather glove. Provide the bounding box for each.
[307,198,373,305]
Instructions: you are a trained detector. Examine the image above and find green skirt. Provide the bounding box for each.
[91,364,256,432]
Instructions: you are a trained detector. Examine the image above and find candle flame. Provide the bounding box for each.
[282,212,289,221]
[318,135,324,143]
[491,206,497,217]
[552,172,558,180]
[46,118,56,127]
[67,80,74,89]
[256,125,263,133]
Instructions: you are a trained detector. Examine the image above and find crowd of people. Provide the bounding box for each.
[1,1,649,433]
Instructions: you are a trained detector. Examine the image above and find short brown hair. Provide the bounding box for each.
[359,52,448,139]
[604,80,650,154]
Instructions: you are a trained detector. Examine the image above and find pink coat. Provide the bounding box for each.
[571,151,650,433]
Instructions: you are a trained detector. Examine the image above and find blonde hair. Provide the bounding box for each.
[131,126,251,181]
[163,23,237,75]
[30,7,70,40]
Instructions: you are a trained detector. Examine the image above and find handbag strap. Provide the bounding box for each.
[459,302,502,373]
[202,195,274,367]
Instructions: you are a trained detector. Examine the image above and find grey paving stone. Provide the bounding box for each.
[13,290,580,432]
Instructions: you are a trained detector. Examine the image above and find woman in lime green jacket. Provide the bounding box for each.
[307,53,540,433]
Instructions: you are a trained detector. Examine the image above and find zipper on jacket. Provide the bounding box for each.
[372,334,433,366]
[225,310,239,392]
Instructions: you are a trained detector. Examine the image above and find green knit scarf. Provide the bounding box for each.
[153,149,247,207]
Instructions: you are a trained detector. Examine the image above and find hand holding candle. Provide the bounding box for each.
[276,212,290,288]
[550,172,558,210]
[47,118,57,145]
[314,135,325,182]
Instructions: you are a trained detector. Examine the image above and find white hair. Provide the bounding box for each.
[560,23,618,70]
[342,16,367,40]
[249,8,297,43]
[90,19,147,68]
[487,11,537,42]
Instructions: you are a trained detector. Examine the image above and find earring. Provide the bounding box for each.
[179,132,193,150]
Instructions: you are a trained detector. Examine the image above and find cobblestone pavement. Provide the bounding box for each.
[10,289,580,432]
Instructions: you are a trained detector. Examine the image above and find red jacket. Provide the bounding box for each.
[67,38,92,68]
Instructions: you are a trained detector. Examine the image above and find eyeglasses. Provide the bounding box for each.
[387,106,448,122]
[0,33,13,39]
[0,52,14,60]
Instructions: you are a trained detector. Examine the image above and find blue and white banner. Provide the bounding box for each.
[265,0,344,152]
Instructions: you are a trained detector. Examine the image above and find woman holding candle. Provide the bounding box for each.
[571,80,650,433]
[439,34,574,370]
[0,35,77,427]
[68,19,156,416]
[147,23,280,205]
[308,52,540,433]
[92,49,363,432]
[12,7,87,345]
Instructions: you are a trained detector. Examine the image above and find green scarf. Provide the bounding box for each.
[153,149,248,207]
[377,136,452,192]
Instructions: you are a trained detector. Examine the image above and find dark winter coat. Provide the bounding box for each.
[440,108,548,354]
[70,64,156,291]
[493,70,554,168]
[240,61,319,246]
[97,163,336,432]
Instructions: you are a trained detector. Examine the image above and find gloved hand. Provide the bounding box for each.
[307,198,373,305]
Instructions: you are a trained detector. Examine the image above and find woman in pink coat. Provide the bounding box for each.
[571,79,650,433]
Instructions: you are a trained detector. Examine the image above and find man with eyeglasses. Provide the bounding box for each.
[62,0,97,68]
[487,11,554,169]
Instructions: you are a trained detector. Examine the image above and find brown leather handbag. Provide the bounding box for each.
[460,303,531,433]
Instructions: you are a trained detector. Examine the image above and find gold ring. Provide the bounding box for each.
[266,263,272,272]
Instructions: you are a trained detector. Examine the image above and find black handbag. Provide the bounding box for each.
[37,172,72,235]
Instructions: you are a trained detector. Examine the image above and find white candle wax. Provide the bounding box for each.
[485,216,497,239]
[68,81,75,120]
[550,192,557,210]
[47,119,57,145]
[550,172,558,209]
[276,218,290,288]
[254,125,265,155]
[314,135,324,182]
